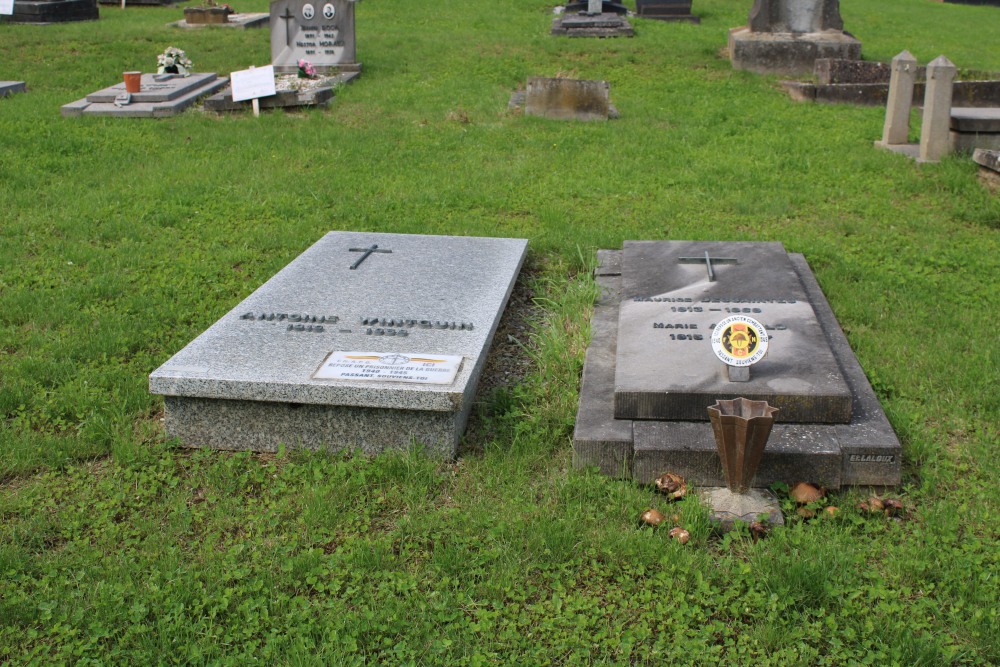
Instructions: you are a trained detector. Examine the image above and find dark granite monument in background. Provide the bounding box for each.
[2,0,97,23]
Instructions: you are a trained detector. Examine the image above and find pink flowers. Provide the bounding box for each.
[297,59,317,78]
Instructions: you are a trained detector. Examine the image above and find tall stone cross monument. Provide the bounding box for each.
[270,0,360,75]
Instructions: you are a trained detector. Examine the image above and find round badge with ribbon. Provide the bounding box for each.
[711,315,769,367]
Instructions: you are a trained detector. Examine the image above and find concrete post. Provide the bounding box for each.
[881,50,918,146]
[919,55,957,163]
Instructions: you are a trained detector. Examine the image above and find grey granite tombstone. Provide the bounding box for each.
[729,0,860,76]
[61,73,228,118]
[150,232,528,458]
[271,0,361,75]
[2,0,97,23]
[573,241,901,488]
[552,1,633,37]
[0,81,27,97]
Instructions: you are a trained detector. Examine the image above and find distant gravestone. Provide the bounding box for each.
[552,0,633,37]
[573,241,901,489]
[729,0,860,75]
[1,0,97,23]
[0,81,27,97]
[524,77,613,121]
[149,232,528,458]
[61,73,228,118]
[270,0,360,75]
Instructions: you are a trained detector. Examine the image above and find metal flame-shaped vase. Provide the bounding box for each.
[707,397,778,493]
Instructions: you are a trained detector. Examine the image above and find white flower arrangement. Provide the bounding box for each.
[157,47,193,76]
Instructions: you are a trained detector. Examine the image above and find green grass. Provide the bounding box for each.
[2,0,999,663]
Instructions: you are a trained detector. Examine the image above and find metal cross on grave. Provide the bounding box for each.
[349,244,392,270]
[677,251,738,282]
[278,5,296,46]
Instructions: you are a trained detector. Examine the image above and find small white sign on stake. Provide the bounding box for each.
[230,65,276,116]
[0,0,15,16]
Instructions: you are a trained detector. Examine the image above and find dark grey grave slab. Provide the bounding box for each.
[2,0,97,23]
[950,107,1000,152]
[204,71,359,112]
[170,12,269,28]
[572,242,901,489]
[615,241,852,423]
[271,0,361,75]
[150,232,528,458]
[551,5,633,37]
[61,73,228,118]
[0,81,27,97]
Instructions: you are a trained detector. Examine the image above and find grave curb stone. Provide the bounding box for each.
[0,82,27,97]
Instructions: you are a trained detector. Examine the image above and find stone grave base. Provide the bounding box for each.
[699,487,784,531]
[728,27,861,76]
[170,12,269,28]
[572,247,901,489]
[951,107,1000,152]
[62,73,228,118]
[2,0,98,23]
[164,395,469,458]
[510,77,618,121]
[552,12,634,37]
[98,0,176,4]
[204,71,360,112]
[0,82,27,97]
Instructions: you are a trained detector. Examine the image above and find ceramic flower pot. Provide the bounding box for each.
[707,397,778,493]
[123,71,142,93]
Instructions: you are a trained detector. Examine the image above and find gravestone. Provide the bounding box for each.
[0,81,27,97]
[271,0,361,75]
[2,0,97,23]
[524,77,613,121]
[573,241,901,489]
[729,0,861,76]
[149,232,528,457]
[635,0,699,23]
[552,0,633,37]
[172,11,269,29]
[62,73,228,118]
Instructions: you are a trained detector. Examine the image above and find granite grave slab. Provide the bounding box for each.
[150,232,528,458]
[61,73,228,118]
[171,12,269,28]
[523,77,614,121]
[573,241,901,489]
[271,0,361,75]
[2,0,97,23]
[635,0,700,23]
[0,81,27,97]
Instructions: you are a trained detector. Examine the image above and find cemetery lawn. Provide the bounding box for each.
[1,0,999,663]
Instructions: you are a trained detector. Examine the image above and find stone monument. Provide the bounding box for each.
[150,232,528,458]
[729,0,861,76]
[62,73,228,118]
[635,0,699,23]
[2,0,97,23]
[552,0,633,38]
[271,0,361,75]
[573,240,901,489]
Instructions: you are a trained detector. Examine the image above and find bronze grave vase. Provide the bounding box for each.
[707,397,778,493]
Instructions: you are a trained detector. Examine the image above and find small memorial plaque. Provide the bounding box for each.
[314,351,463,385]
[230,65,276,102]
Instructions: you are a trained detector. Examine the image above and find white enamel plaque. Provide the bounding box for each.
[313,351,463,385]
[710,315,769,367]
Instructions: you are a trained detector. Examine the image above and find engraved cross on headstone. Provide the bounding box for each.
[678,251,738,282]
[279,6,296,46]
[349,244,392,270]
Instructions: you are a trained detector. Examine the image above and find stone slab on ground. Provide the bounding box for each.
[551,12,633,37]
[170,12,269,28]
[973,148,1000,172]
[1,0,97,23]
[61,73,228,118]
[950,107,1000,152]
[728,27,861,76]
[204,71,359,112]
[0,82,27,97]
[615,241,853,423]
[699,487,784,531]
[572,243,901,489]
[782,79,1000,107]
[524,77,613,121]
[150,232,528,458]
